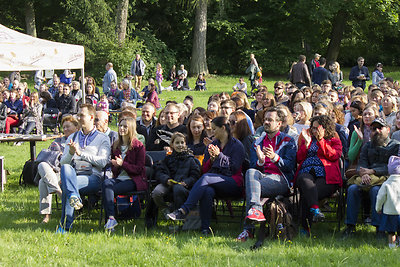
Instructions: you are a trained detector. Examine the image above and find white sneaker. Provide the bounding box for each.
[104,218,118,230]
[69,196,83,210]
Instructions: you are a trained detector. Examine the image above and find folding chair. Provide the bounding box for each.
[99,153,154,225]
[318,155,346,229]
[42,108,61,134]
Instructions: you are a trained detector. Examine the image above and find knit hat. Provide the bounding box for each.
[388,155,400,175]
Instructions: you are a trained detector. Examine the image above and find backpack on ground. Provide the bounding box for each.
[265,196,297,240]
[19,160,39,186]
[251,196,297,250]
[115,195,141,220]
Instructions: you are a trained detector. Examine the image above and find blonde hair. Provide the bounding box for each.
[114,117,137,150]
[29,91,40,104]
[383,95,398,112]
[235,92,251,109]
[296,101,313,121]
[333,61,341,74]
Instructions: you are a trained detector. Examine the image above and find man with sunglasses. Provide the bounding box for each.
[273,81,289,105]
[343,118,400,238]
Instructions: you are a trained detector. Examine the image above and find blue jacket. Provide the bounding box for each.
[250,131,297,182]
[5,99,23,115]
[349,65,370,89]
[312,67,331,85]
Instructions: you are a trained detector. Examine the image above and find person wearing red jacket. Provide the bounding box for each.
[296,115,342,234]
[102,117,146,230]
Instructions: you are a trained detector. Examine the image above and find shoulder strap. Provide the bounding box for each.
[72,131,78,142]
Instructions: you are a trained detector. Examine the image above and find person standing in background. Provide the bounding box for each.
[130,54,146,91]
[246,54,260,89]
[349,57,370,90]
[372,63,385,85]
[102,62,118,95]
[309,53,321,76]
[155,63,163,94]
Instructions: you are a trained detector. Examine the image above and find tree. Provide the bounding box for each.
[24,0,37,37]
[116,0,129,46]
[190,0,209,76]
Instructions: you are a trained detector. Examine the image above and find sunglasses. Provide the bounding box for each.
[372,125,384,131]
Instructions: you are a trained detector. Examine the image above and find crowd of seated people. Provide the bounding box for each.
[2,57,400,248]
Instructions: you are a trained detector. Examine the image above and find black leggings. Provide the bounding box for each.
[296,171,339,229]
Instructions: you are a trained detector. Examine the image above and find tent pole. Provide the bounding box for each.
[81,67,85,104]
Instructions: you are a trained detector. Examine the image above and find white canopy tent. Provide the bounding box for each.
[0,24,86,101]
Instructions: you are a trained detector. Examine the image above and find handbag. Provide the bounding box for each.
[36,149,61,172]
[73,159,93,175]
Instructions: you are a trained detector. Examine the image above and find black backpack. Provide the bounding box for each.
[19,160,39,186]
[252,196,297,250]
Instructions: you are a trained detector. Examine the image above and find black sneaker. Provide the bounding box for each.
[341,225,356,239]
[201,229,211,236]
[167,208,186,221]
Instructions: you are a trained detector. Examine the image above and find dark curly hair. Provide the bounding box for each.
[309,115,336,139]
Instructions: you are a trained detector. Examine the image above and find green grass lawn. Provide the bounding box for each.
[1,74,400,265]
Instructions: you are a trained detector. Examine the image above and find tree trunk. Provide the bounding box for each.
[116,0,129,46]
[190,0,209,76]
[25,0,37,37]
[326,9,347,62]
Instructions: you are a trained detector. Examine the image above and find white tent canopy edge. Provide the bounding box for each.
[0,24,86,102]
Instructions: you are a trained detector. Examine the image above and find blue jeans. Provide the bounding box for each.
[19,121,36,134]
[345,184,381,227]
[102,178,136,218]
[243,169,288,231]
[59,164,101,230]
[181,173,242,231]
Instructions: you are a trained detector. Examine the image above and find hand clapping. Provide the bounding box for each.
[68,139,81,156]
[111,155,123,167]
[208,144,220,159]
[354,125,363,141]
[263,144,276,160]
[301,128,312,147]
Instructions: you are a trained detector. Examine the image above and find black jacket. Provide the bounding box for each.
[155,151,201,188]
[56,95,76,115]
[137,118,157,148]
[358,138,400,176]
[147,124,187,151]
